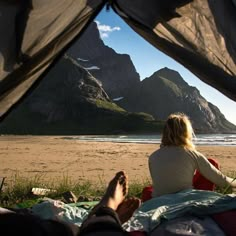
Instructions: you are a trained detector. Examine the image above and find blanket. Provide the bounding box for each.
[123,189,236,232]
[29,190,236,234]
[31,199,98,227]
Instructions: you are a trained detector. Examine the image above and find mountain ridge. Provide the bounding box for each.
[74,23,235,133]
[0,55,163,135]
[0,22,235,134]
[117,67,236,133]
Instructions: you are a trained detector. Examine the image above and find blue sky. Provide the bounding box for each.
[95,8,236,125]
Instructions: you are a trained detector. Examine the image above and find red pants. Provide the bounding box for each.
[142,158,219,202]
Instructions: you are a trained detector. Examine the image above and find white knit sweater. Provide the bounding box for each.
[149,146,236,197]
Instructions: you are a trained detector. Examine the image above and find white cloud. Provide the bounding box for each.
[101,32,109,38]
[95,21,121,38]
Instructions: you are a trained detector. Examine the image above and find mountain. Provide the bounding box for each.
[68,22,140,99]
[0,55,163,134]
[69,21,235,133]
[1,21,235,134]
[117,67,236,133]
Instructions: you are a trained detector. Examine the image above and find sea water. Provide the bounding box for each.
[62,134,236,146]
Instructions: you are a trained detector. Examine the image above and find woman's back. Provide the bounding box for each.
[149,145,234,197]
[149,146,196,197]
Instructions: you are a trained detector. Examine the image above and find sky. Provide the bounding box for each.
[95,8,236,125]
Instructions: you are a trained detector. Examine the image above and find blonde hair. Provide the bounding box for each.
[161,113,195,150]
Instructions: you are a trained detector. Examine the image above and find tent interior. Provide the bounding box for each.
[1,2,236,235]
[0,0,236,123]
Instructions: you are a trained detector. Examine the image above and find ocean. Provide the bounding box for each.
[63,134,236,146]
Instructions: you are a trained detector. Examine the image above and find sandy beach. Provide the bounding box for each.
[0,136,235,184]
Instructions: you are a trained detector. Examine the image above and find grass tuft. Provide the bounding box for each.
[1,171,235,208]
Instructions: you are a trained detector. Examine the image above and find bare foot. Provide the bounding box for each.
[117,197,141,224]
[90,171,128,215]
[101,171,128,210]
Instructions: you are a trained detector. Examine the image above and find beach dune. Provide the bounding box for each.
[0,136,235,184]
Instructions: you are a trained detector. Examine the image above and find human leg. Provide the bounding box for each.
[80,171,139,236]
[80,171,128,235]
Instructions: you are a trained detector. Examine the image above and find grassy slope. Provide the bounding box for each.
[0,98,164,135]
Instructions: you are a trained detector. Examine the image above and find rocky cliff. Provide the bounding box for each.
[67,21,235,133]
[0,55,162,134]
[117,68,236,133]
[68,22,140,99]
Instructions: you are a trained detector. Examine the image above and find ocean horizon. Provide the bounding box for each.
[62,133,236,146]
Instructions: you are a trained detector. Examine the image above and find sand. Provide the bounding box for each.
[0,136,235,184]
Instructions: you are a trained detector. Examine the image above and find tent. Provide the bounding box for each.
[0,0,236,121]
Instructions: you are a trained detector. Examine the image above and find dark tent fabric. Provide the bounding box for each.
[0,0,105,118]
[0,0,235,119]
[112,0,236,100]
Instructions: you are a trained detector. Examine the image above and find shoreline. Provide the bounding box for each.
[0,136,235,184]
[59,133,236,146]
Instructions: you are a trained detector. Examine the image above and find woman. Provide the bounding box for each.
[149,113,236,197]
